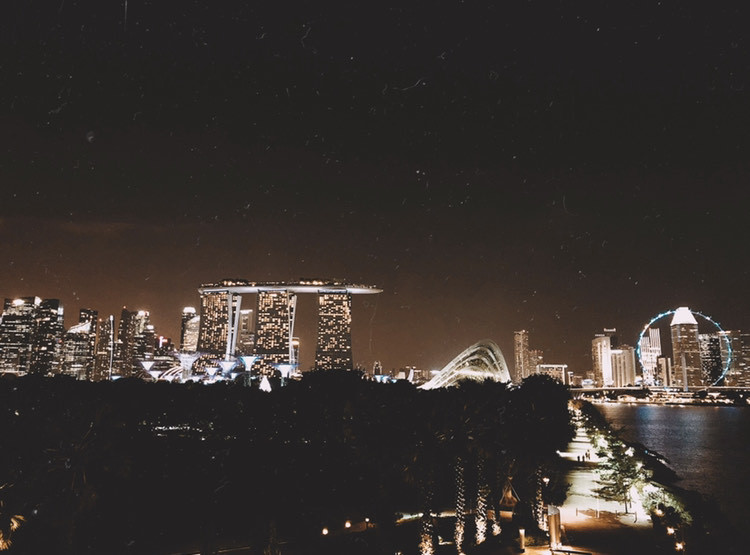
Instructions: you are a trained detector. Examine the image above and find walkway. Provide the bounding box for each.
[527,423,658,554]
[468,421,659,555]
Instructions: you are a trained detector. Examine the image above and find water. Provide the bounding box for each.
[596,403,750,529]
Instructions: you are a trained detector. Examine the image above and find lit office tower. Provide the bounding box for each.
[592,333,614,387]
[236,309,255,355]
[0,297,41,374]
[79,308,99,354]
[180,307,200,352]
[671,307,701,390]
[513,330,530,383]
[639,328,662,385]
[133,311,155,369]
[93,316,115,381]
[29,298,65,375]
[62,323,91,379]
[180,307,195,348]
[114,308,138,378]
[699,333,723,385]
[61,309,98,380]
[315,292,353,371]
[254,290,297,369]
[718,330,742,386]
[739,332,750,387]
[611,345,637,387]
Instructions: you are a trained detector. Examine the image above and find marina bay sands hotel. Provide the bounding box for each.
[196,279,381,372]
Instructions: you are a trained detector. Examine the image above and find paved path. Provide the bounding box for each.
[524,424,658,555]
[468,422,659,555]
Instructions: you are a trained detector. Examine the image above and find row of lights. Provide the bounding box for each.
[322,518,370,536]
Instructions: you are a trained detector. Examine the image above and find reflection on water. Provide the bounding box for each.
[597,403,750,529]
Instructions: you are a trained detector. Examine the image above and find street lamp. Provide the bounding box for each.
[321,527,328,536]
[344,520,351,529]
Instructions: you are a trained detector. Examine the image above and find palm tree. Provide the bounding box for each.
[0,484,25,551]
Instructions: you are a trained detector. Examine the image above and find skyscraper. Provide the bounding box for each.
[0,297,41,374]
[114,308,136,377]
[639,328,662,385]
[29,298,65,375]
[93,315,115,381]
[254,290,297,371]
[180,307,198,351]
[671,307,701,389]
[718,330,742,386]
[197,279,381,374]
[591,333,614,387]
[61,309,98,380]
[739,332,750,387]
[699,333,723,385]
[315,291,353,371]
[133,310,155,368]
[197,280,247,355]
[611,345,637,387]
[513,330,530,383]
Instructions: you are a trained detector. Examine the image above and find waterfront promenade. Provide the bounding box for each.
[504,424,658,555]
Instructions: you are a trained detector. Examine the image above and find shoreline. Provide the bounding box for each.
[578,395,750,408]
[584,401,743,552]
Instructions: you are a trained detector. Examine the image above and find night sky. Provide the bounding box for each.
[2,1,749,373]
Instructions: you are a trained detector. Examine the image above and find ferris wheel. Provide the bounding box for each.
[636,307,732,387]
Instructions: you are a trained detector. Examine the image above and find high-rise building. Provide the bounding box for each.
[114,308,136,377]
[254,290,297,371]
[180,309,200,353]
[79,308,99,361]
[29,298,65,375]
[699,333,723,385]
[180,307,198,351]
[513,330,530,383]
[0,297,42,374]
[592,332,614,387]
[197,281,246,355]
[197,279,381,375]
[133,310,155,368]
[671,307,701,389]
[93,315,115,381]
[718,330,742,386]
[639,328,662,385]
[738,332,750,387]
[62,322,93,379]
[315,291,353,371]
[611,345,637,387]
[61,309,98,380]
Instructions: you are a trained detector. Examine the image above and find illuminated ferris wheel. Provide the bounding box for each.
[636,307,732,388]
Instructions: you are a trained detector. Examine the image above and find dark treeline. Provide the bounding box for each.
[0,372,573,554]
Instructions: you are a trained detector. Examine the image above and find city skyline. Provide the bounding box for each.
[2,286,747,384]
[2,2,749,372]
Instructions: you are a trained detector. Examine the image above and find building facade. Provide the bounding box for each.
[591,334,614,387]
[315,291,353,371]
[513,330,530,383]
[670,307,702,389]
